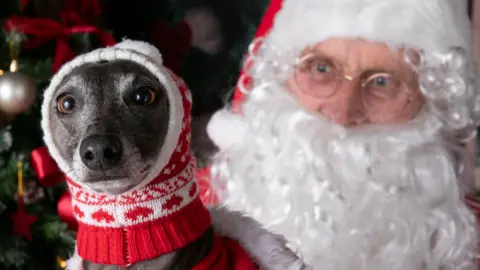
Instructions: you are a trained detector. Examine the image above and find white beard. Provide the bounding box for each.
[210,83,479,270]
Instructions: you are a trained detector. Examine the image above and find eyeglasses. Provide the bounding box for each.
[293,53,417,118]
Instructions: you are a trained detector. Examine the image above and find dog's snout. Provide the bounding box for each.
[80,135,123,171]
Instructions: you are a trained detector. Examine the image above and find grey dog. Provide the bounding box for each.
[43,58,306,270]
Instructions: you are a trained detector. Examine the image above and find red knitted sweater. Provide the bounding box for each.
[64,65,255,268]
[69,162,256,268]
[69,161,212,266]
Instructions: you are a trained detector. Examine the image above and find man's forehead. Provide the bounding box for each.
[309,38,414,71]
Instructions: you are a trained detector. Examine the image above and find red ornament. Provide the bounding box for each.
[31,147,66,187]
[10,199,37,240]
[31,147,78,231]
[58,192,77,230]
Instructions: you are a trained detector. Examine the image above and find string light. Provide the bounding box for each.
[56,256,67,269]
[8,38,19,72]
[17,161,24,198]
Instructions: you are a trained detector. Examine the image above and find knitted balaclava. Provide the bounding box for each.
[41,40,211,266]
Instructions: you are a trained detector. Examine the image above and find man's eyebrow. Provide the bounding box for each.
[359,68,419,87]
[360,68,399,76]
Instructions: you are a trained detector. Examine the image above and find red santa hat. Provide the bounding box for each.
[231,0,283,110]
[207,0,472,150]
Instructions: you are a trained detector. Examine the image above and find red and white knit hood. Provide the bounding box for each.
[41,40,211,266]
[41,39,191,188]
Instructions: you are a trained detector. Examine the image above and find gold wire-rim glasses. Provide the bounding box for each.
[292,52,418,118]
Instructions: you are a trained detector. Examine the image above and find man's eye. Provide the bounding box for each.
[132,87,157,106]
[57,94,76,114]
[307,60,336,82]
[364,73,400,100]
[373,76,390,87]
[315,63,332,73]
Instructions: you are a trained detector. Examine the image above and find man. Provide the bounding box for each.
[206,0,480,269]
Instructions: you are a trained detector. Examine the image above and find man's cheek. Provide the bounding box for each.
[287,78,322,112]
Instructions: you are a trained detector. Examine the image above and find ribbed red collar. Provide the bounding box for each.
[68,158,212,266]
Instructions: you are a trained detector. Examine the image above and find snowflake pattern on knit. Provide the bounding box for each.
[69,163,198,227]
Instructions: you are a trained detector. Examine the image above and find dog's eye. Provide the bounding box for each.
[57,94,76,114]
[132,87,157,106]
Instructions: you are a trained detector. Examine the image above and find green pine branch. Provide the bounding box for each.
[0,11,90,270]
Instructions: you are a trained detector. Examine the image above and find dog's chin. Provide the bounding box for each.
[86,179,139,195]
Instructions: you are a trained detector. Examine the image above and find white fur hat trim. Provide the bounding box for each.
[264,0,471,58]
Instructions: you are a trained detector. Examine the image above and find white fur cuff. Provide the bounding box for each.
[207,109,249,150]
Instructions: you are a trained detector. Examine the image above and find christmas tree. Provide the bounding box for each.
[0,0,268,269]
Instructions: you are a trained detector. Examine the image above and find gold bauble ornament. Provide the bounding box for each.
[0,71,37,115]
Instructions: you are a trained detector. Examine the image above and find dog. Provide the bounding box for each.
[41,40,306,270]
[48,60,211,269]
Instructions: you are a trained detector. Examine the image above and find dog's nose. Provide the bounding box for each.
[79,135,123,171]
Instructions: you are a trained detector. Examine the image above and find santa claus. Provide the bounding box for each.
[206,0,480,269]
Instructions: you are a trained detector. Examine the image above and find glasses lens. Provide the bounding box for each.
[293,54,339,98]
[362,73,411,117]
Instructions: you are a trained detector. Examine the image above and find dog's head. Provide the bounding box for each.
[41,40,189,195]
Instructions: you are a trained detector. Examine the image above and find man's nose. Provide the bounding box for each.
[321,82,367,126]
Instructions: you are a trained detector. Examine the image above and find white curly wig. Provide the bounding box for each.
[208,0,480,269]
